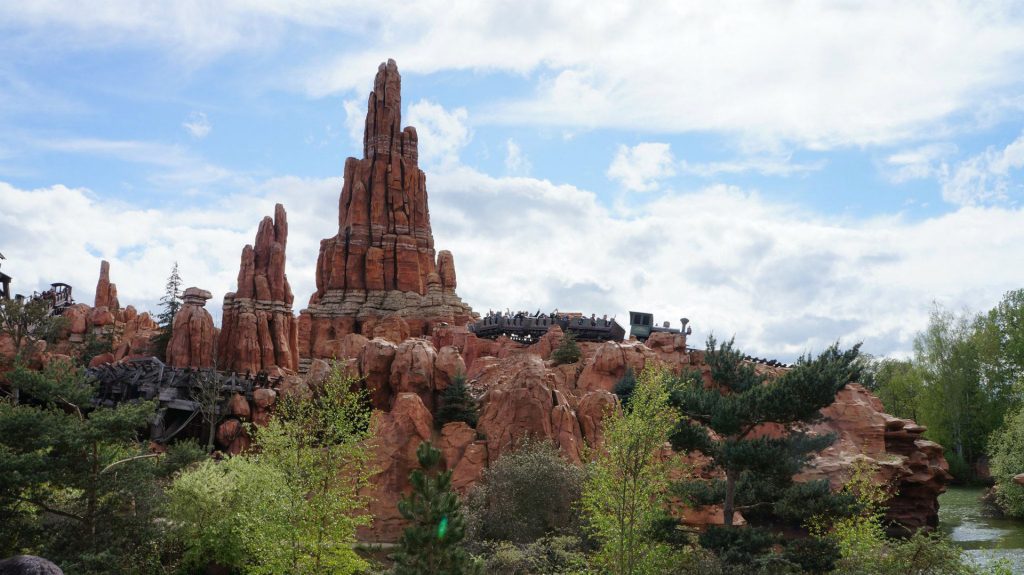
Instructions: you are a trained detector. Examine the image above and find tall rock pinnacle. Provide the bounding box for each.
[218,203,299,374]
[298,60,474,363]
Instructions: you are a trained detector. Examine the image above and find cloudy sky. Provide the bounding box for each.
[2,1,1024,361]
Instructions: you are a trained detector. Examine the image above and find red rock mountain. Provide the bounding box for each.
[218,204,299,375]
[297,59,474,365]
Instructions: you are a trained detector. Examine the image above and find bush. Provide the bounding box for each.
[613,367,637,408]
[989,407,1024,517]
[698,525,778,567]
[436,373,478,429]
[475,535,587,575]
[465,438,585,543]
[782,537,839,574]
[551,331,582,365]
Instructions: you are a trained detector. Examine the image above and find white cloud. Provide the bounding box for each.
[882,143,958,183]
[941,131,1024,206]
[607,142,675,192]
[405,100,470,169]
[5,2,1024,147]
[4,167,1024,361]
[182,112,211,139]
[680,156,825,178]
[342,98,366,148]
[504,139,530,176]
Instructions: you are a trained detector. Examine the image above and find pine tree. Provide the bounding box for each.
[669,336,861,529]
[551,331,582,365]
[435,374,478,429]
[152,262,182,361]
[392,442,480,575]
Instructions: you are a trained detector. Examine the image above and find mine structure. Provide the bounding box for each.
[0,252,10,300]
[88,357,280,443]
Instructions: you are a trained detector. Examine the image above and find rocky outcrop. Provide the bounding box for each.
[298,60,474,361]
[166,287,216,369]
[93,260,119,310]
[361,392,435,542]
[796,384,951,532]
[218,204,299,375]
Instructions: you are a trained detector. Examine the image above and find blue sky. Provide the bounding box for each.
[2,1,1024,361]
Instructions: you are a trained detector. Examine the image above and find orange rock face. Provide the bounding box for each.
[218,204,299,374]
[93,260,120,310]
[298,60,474,361]
[166,287,216,369]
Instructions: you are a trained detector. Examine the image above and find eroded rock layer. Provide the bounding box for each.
[298,60,473,362]
[218,204,299,375]
[166,287,216,369]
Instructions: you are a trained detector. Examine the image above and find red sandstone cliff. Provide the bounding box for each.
[166,287,216,369]
[297,59,474,365]
[218,204,299,375]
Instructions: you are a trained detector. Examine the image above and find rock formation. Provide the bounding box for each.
[93,260,119,310]
[166,287,216,369]
[298,59,474,365]
[218,204,299,375]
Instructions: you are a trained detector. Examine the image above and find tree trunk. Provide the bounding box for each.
[723,471,736,527]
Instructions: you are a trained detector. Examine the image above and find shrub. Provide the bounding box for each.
[475,536,587,575]
[782,537,839,574]
[698,525,778,567]
[613,367,637,409]
[989,407,1024,517]
[465,438,585,543]
[436,373,478,429]
[551,331,582,365]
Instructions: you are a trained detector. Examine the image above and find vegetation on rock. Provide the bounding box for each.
[552,331,582,365]
[392,441,481,575]
[669,336,862,528]
[435,373,478,429]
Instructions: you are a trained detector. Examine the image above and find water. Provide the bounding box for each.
[938,486,1024,571]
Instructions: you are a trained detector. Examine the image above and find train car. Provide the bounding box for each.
[628,311,690,342]
[470,311,626,343]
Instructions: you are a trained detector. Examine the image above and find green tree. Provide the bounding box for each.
[869,358,924,421]
[0,359,204,573]
[552,331,582,365]
[0,296,62,364]
[988,406,1024,517]
[393,441,481,575]
[167,365,376,574]
[914,306,1004,480]
[581,366,677,575]
[436,373,478,429]
[151,262,182,362]
[669,336,861,528]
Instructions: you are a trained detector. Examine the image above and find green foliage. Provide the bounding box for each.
[613,367,637,409]
[167,365,375,574]
[782,537,839,574]
[0,359,204,573]
[78,330,114,367]
[473,535,588,575]
[867,357,924,421]
[0,296,64,363]
[913,306,1009,481]
[465,438,585,543]
[581,366,677,575]
[698,525,778,567]
[988,406,1024,517]
[436,373,478,429]
[393,441,481,575]
[552,331,582,365]
[151,262,182,362]
[670,336,861,527]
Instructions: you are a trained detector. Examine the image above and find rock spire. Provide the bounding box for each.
[218,203,299,375]
[298,59,474,363]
